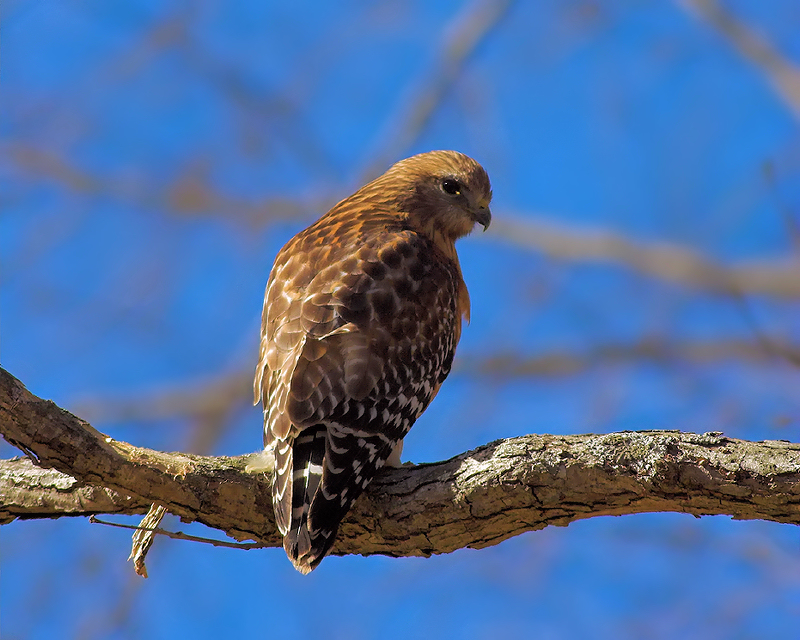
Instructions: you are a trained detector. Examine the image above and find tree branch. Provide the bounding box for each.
[0,457,152,524]
[2,366,799,561]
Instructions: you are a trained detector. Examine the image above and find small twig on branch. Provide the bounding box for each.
[128,504,168,578]
[90,515,264,551]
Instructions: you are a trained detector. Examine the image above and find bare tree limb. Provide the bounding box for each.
[2,366,799,562]
[0,367,280,546]
[0,456,152,524]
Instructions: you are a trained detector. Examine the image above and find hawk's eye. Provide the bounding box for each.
[441,178,461,196]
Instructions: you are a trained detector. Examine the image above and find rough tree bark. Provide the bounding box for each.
[2,366,799,562]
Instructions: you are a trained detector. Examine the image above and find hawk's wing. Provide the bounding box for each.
[255,221,464,571]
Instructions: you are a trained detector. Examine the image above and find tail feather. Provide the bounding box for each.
[280,424,399,574]
[283,426,328,573]
[271,440,293,535]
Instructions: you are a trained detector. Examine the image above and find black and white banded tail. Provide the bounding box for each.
[280,423,400,574]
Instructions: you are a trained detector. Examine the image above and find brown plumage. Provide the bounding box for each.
[254,150,492,573]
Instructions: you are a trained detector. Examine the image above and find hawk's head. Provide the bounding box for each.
[385,150,493,242]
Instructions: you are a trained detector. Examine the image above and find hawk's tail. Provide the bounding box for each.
[282,425,333,574]
[282,426,399,573]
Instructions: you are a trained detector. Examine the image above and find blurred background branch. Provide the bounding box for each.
[490,216,800,297]
[681,0,800,120]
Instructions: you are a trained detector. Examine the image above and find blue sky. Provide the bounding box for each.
[3,1,800,639]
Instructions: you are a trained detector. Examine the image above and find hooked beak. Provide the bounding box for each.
[473,206,492,231]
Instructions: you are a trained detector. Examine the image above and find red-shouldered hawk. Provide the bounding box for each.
[253,150,492,573]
